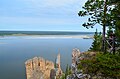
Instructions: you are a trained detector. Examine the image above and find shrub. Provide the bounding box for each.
[78,52,120,78]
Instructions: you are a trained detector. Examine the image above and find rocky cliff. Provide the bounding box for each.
[55,53,63,78]
[68,48,89,79]
[72,48,81,65]
[25,53,63,79]
[25,57,54,79]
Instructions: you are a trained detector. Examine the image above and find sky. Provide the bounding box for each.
[0,0,102,32]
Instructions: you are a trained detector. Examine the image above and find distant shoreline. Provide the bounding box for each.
[0,31,94,39]
[0,34,93,39]
[0,31,94,36]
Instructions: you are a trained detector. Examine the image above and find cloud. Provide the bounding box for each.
[1,0,87,17]
[43,0,80,7]
[24,0,85,7]
[0,0,93,31]
[19,0,87,18]
[0,0,87,25]
[0,16,81,25]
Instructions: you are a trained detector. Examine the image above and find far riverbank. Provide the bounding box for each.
[0,35,93,39]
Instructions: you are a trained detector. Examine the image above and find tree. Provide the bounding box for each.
[89,29,102,51]
[78,0,112,53]
[111,0,120,52]
[105,0,120,53]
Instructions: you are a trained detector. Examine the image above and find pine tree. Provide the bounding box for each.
[90,29,102,51]
[110,0,120,52]
[78,0,113,53]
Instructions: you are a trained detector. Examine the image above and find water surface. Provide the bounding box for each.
[0,36,93,79]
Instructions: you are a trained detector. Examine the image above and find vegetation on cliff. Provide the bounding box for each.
[78,52,120,78]
[89,29,102,51]
[77,0,120,79]
[60,64,71,79]
[78,0,120,53]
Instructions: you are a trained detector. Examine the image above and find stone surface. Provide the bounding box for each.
[55,53,63,78]
[25,57,54,79]
[70,48,90,79]
[25,53,63,79]
[72,48,81,65]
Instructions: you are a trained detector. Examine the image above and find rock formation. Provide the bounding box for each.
[69,48,89,79]
[55,53,63,78]
[25,54,63,79]
[25,57,54,79]
[72,48,81,65]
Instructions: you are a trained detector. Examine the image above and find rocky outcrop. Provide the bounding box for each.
[69,48,89,79]
[25,57,54,79]
[72,48,81,65]
[55,53,63,78]
[70,50,108,79]
[25,53,63,79]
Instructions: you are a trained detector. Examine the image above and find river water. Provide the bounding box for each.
[0,36,93,79]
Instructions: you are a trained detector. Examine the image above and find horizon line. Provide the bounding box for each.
[0,30,96,32]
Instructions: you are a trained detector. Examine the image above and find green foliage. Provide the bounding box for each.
[65,64,71,78]
[60,74,65,79]
[78,0,111,28]
[78,1,120,78]
[78,53,120,78]
[113,1,120,51]
[109,0,120,52]
[60,64,71,79]
[79,0,120,53]
[78,0,118,29]
[89,29,102,51]
[107,26,113,36]
[96,53,120,77]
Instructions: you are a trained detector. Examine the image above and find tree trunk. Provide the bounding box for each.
[102,25,106,53]
[102,0,108,53]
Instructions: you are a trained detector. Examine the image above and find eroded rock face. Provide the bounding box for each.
[25,57,54,79]
[72,48,81,64]
[56,54,63,78]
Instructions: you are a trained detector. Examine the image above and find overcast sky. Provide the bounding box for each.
[0,0,102,32]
